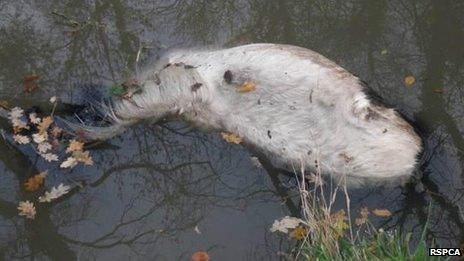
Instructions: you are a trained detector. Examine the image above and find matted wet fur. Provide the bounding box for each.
[66,43,423,187]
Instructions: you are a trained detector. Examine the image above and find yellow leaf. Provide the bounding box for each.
[38,116,53,135]
[66,140,84,153]
[72,150,93,165]
[24,171,47,192]
[404,75,416,87]
[290,226,308,240]
[372,209,392,217]
[221,132,243,144]
[236,81,256,93]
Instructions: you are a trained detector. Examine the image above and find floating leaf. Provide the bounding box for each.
[380,49,388,55]
[73,150,93,165]
[49,96,57,103]
[404,75,416,87]
[66,140,84,153]
[17,201,36,219]
[270,216,304,234]
[50,126,63,138]
[24,171,47,191]
[372,209,392,217]
[38,116,53,135]
[191,251,210,261]
[221,132,243,144]
[13,135,30,144]
[37,142,52,153]
[60,157,78,169]
[32,133,47,144]
[24,74,40,93]
[236,81,256,93]
[9,107,24,120]
[355,206,369,226]
[29,113,41,124]
[40,153,59,162]
[39,184,71,202]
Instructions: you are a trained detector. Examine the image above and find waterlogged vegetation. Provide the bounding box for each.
[0,0,463,260]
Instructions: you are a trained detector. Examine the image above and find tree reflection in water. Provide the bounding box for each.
[0,0,463,260]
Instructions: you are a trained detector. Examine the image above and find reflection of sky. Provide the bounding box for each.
[0,0,463,260]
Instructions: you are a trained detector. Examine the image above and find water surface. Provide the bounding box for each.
[0,0,463,260]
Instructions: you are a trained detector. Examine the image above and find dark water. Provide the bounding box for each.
[0,0,463,260]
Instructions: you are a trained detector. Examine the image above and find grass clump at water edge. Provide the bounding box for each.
[270,170,442,261]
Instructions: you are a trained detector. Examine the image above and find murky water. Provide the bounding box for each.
[0,0,463,260]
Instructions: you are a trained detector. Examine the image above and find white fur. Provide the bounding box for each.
[81,44,422,186]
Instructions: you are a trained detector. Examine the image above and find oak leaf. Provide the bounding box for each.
[221,132,243,144]
[24,171,47,191]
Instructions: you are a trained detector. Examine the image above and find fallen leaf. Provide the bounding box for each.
[38,116,53,135]
[49,96,57,103]
[29,113,41,124]
[39,184,71,202]
[24,74,40,93]
[372,209,392,217]
[433,88,444,94]
[9,107,24,120]
[72,150,93,165]
[40,153,59,162]
[236,81,256,93]
[191,251,210,261]
[37,142,52,153]
[66,140,84,153]
[24,171,47,191]
[270,216,304,234]
[32,133,47,144]
[50,126,63,138]
[355,207,369,226]
[13,134,30,144]
[60,157,78,169]
[221,132,243,144]
[404,75,416,87]
[17,200,36,219]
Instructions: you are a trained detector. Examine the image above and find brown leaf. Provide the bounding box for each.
[355,206,370,226]
[50,126,63,138]
[221,132,243,144]
[0,100,8,109]
[24,171,47,192]
[236,81,256,93]
[38,116,53,135]
[24,74,40,93]
[404,75,416,87]
[372,209,392,217]
[433,88,444,94]
[72,150,93,165]
[191,251,210,261]
[66,140,84,153]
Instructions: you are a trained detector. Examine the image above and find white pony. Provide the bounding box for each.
[71,44,422,186]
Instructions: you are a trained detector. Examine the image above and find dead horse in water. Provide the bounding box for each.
[67,43,422,186]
